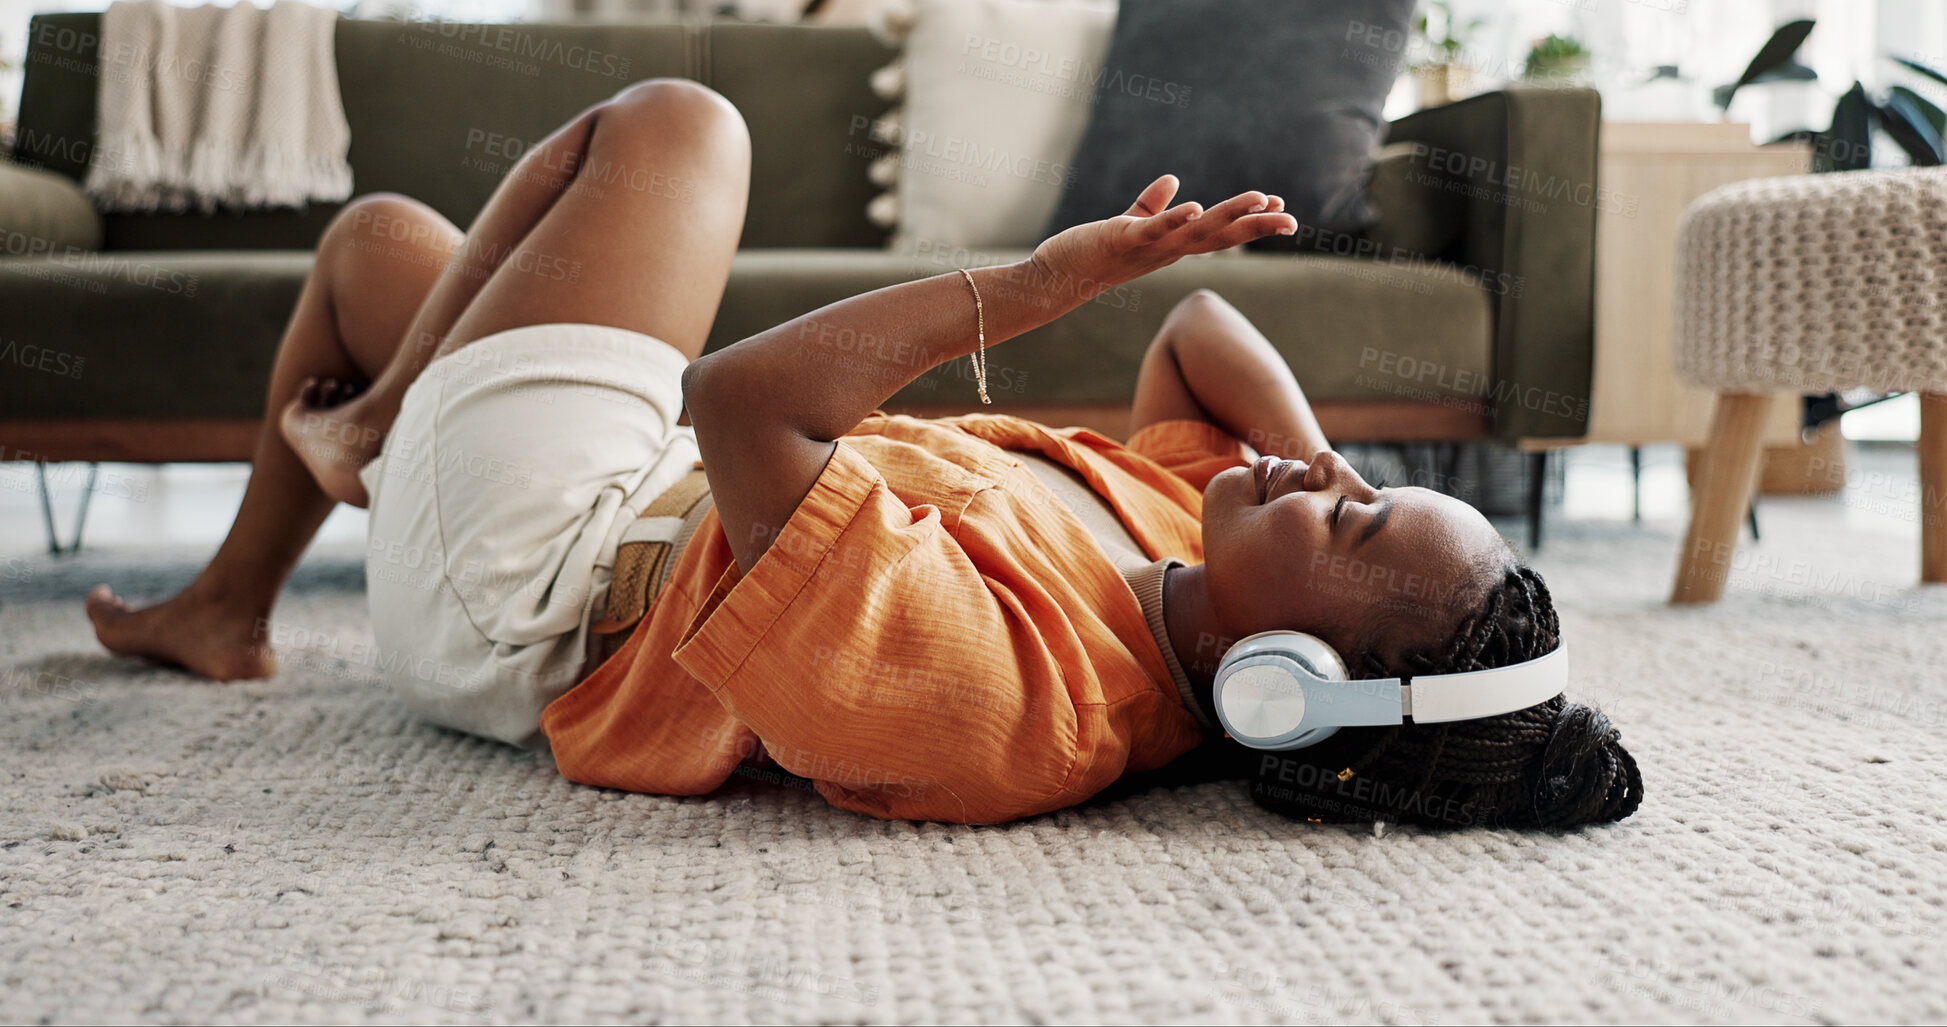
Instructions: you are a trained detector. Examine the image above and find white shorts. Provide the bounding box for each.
[359,323,699,749]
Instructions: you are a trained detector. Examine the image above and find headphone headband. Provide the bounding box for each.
[1403,643,1567,723]
[1212,631,1568,750]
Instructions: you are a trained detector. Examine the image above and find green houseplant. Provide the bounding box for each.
[1715,19,1947,427]
[1412,0,1486,107]
[1720,19,1947,170]
[1523,33,1590,86]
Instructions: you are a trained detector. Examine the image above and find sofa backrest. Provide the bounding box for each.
[11,14,895,251]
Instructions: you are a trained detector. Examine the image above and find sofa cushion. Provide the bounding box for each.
[13,14,895,253]
[1047,0,1416,239]
[706,250,1493,410]
[708,23,897,250]
[9,15,101,185]
[11,14,698,252]
[296,21,694,233]
[0,247,1491,425]
[883,0,1116,254]
[0,251,308,420]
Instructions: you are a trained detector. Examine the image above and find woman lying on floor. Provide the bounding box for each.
[87,80,1641,829]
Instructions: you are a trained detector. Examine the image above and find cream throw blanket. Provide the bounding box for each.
[86,0,353,212]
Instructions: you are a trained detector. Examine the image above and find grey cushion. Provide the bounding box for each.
[1046,0,1416,238]
[0,158,102,252]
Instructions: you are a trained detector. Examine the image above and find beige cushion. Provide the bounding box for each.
[0,159,103,253]
[884,0,1116,254]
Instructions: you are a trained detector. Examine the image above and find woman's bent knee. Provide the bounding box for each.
[330,194,451,250]
[601,78,748,145]
[323,193,459,281]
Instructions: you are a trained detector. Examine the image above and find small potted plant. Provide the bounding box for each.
[0,35,16,152]
[1523,33,1591,87]
[1413,1,1485,107]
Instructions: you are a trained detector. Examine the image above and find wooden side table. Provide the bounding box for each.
[1518,122,1812,542]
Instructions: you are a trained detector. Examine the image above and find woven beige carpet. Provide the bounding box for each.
[3,499,1945,1024]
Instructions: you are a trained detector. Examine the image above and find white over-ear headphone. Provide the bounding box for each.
[1211,631,1567,750]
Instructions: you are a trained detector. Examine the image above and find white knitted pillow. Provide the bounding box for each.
[865,0,1117,256]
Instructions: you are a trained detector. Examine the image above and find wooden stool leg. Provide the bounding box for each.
[1922,392,1947,584]
[1671,393,1774,604]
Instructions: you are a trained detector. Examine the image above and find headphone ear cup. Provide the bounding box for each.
[1267,633,1349,683]
[1288,726,1339,749]
[1213,631,1349,682]
[1212,631,1352,750]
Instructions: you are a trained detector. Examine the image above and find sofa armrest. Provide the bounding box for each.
[0,159,103,253]
[1385,86,1601,439]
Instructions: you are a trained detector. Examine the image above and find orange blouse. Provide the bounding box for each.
[541,415,1251,823]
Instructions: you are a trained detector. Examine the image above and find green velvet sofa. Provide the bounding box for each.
[1,13,1598,463]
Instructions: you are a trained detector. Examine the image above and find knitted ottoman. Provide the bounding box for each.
[1670,167,1947,604]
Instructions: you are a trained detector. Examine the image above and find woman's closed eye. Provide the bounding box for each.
[1355,496,1397,548]
[1331,494,1348,528]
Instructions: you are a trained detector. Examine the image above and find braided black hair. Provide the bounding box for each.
[1249,564,1643,829]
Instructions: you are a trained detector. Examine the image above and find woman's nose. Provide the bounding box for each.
[1306,451,1371,496]
[1304,450,1342,491]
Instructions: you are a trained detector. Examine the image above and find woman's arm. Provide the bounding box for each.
[1129,289,1330,458]
[684,175,1297,571]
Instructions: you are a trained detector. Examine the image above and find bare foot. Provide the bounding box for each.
[85,583,276,680]
[279,376,383,508]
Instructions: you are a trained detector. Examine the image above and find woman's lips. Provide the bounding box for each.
[1253,455,1301,503]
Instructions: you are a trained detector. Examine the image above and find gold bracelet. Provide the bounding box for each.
[956,268,991,405]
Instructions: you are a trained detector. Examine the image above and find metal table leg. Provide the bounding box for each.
[35,462,99,556]
[1527,451,1547,550]
[1630,446,1643,523]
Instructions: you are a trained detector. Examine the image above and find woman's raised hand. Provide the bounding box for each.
[1030,175,1298,299]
